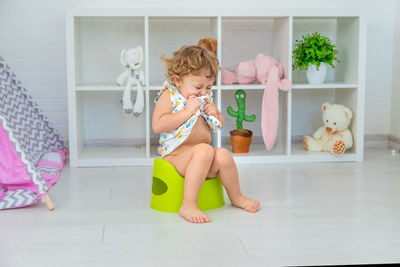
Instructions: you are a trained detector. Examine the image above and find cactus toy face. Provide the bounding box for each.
[235,90,246,108]
[227,90,256,130]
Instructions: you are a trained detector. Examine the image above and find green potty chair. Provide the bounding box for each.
[151,158,225,213]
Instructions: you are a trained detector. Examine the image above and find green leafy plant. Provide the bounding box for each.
[292,32,340,72]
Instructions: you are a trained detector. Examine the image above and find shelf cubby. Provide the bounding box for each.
[74,16,145,88]
[221,16,290,87]
[221,89,289,157]
[75,91,147,166]
[291,87,358,157]
[292,16,360,85]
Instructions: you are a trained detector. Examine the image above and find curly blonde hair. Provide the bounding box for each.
[161,45,220,86]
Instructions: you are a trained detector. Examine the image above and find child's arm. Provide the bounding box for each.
[152,90,200,134]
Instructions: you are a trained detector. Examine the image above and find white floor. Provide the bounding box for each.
[1,148,400,267]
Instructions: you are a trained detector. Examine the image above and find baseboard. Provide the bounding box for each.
[364,134,390,148]
[389,135,400,152]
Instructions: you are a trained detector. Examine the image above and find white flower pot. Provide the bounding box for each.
[306,62,328,84]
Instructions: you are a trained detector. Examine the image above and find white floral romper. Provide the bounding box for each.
[154,81,222,158]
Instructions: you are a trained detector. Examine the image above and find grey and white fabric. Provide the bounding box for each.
[0,56,65,165]
[0,189,37,209]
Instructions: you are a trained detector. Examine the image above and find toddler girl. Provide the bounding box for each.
[152,45,260,223]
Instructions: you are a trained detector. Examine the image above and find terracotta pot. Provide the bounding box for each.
[230,129,253,153]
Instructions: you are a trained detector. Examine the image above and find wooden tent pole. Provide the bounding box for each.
[44,194,54,211]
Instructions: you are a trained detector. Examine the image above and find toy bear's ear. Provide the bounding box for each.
[322,102,331,112]
[343,106,353,120]
[120,49,127,66]
[198,38,218,54]
[209,39,217,54]
[136,46,144,63]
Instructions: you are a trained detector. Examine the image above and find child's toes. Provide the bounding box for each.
[179,204,210,223]
[232,196,260,213]
[201,215,209,223]
[248,200,260,212]
[249,206,257,213]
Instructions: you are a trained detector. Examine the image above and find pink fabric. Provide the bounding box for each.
[0,187,4,200]
[36,160,62,168]
[0,124,38,193]
[235,59,256,84]
[36,160,59,187]
[261,65,291,150]
[221,69,238,84]
[32,149,66,204]
[36,149,66,187]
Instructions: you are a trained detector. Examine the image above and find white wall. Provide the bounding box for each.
[0,0,396,141]
[391,0,400,139]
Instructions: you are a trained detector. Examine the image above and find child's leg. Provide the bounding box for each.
[207,148,260,213]
[164,143,214,223]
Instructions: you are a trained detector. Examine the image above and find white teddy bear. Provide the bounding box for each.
[303,102,353,155]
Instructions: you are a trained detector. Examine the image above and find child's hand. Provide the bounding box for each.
[204,98,219,118]
[184,95,201,115]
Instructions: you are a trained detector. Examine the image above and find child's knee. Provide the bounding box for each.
[215,148,234,167]
[193,143,214,162]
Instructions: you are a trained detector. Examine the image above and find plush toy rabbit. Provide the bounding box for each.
[116,46,146,114]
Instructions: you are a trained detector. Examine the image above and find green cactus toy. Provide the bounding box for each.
[227,90,256,129]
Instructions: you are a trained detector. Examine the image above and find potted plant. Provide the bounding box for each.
[292,32,340,84]
[227,90,256,153]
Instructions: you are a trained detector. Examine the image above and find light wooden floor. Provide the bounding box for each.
[1,148,399,266]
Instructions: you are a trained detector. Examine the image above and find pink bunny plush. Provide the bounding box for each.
[222,53,291,150]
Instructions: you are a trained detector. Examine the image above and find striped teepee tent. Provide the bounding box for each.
[0,56,67,210]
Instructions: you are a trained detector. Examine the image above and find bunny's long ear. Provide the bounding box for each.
[120,49,127,66]
[136,46,144,63]
[278,62,285,78]
[278,79,291,91]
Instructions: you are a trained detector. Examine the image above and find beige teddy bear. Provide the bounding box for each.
[303,103,353,155]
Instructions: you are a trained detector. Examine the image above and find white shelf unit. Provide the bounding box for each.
[66,9,366,167]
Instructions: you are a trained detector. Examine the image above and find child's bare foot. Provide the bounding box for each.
[231,195,260,213]
[179,202,211,223]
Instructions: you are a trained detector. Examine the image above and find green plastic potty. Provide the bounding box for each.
[151,158,225,213]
